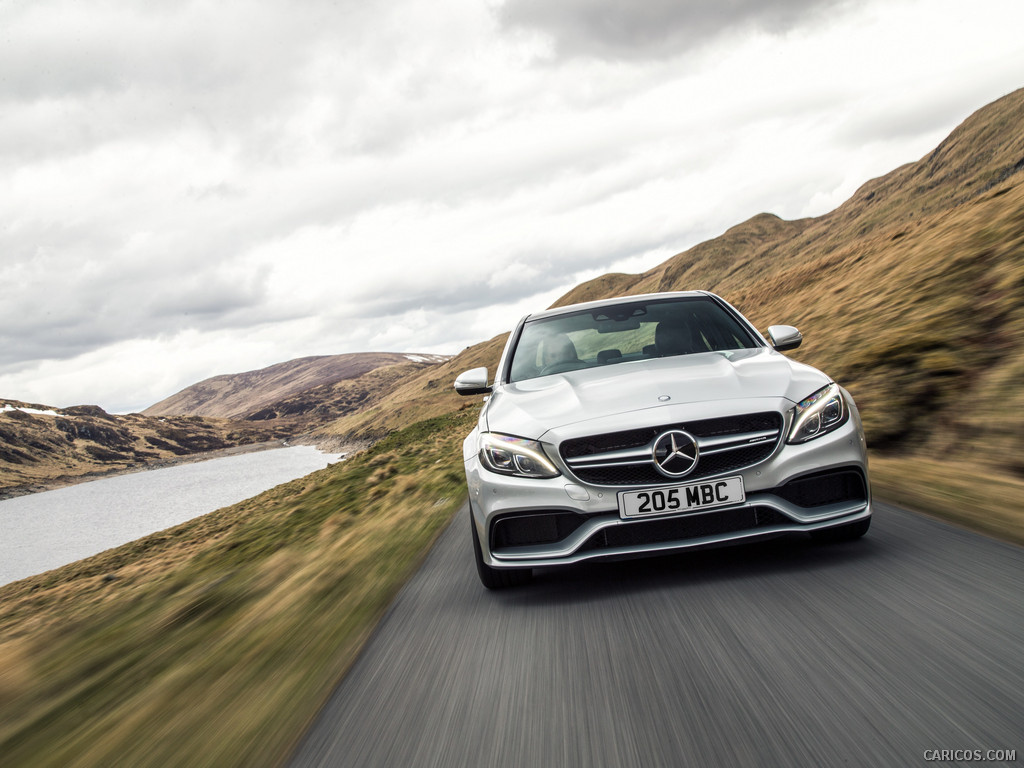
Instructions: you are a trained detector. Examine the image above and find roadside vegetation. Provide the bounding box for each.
[0,409,476,768]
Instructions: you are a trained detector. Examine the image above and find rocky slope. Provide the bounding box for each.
[0,400,289,498]
[1,354,449,496]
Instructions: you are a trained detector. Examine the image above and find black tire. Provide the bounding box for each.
[810,516,871,543]
[470,512,532,589]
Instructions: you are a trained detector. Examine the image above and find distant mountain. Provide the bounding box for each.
[1,352,449,496]
[0,400,288,498]
[142,352,448,419]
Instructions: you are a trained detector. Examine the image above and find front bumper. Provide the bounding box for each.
[465,415,870,569]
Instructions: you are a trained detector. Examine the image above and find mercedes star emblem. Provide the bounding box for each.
[652,430,700,478]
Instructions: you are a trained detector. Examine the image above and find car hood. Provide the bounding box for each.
[483,348,831,441]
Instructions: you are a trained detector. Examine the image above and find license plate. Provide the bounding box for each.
[618,476,745,519]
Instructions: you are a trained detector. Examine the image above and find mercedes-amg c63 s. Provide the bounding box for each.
[455,291,871,588]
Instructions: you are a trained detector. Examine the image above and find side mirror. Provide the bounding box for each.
[454,367,492,396]
[767,325,803,352]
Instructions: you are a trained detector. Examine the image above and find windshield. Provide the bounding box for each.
[507,296,759,383]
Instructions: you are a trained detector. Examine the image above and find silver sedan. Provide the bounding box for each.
[455,291,870,589]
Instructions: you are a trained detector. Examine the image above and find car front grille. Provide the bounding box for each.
[560,412,784,487]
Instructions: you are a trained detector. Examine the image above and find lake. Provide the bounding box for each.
[0,445,342,586]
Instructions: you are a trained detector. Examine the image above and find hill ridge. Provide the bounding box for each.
[143,351,448,419]
[322,87,1024,486]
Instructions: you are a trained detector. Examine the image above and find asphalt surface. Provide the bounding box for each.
[289,501,1024,767]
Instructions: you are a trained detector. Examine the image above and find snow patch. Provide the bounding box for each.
[1,404,59,416]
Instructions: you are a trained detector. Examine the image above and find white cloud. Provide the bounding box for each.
[2,0,1023,412]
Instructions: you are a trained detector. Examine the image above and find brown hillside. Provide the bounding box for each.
[142,352,446,419]
[238,358,459,442]
[548,88,1024,468]
[318,88,1024,542]
[311,336,509,444]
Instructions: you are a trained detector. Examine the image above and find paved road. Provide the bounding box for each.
[289,501,1024,767]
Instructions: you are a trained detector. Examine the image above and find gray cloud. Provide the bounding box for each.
[0,239,286,368]
[337,230,678,323]
[834,83,999,151]
[3,0,1022,412]
[498,0,850,60]
[0,0,378,166]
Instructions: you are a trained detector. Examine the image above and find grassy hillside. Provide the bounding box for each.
[242,358,453,440]
[554,175,1024,460]
[309,334,509,444]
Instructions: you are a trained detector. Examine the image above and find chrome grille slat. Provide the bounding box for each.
[566,446,652,467]
[698,429,779,451]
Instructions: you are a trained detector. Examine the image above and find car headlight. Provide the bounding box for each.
[788,383,848,443]
[479,433,560,478]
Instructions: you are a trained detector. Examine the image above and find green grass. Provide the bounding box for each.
[0,409,478,768]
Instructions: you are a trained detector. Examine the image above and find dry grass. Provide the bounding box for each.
[869,454,1024,546]
[0,409,477,768]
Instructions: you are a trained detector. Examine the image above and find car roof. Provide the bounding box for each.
[524,290,713,322]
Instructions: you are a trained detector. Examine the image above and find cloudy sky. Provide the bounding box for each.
[2,0,1023,413]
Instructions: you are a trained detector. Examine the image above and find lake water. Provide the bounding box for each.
[0,445,342,587]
